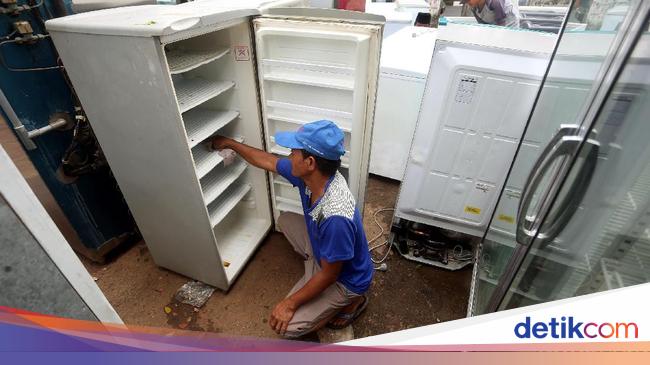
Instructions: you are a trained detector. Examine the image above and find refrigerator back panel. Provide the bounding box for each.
[254,15,382,221]
[396,24,555,237]
[489,32,620,248]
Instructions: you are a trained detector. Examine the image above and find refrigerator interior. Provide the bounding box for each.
[164,19,276,284]
[395,24,556,238]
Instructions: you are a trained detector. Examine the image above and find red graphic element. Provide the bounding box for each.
[234,46,250,61]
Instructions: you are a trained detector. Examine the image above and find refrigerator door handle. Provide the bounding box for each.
[516,124,580,245]
[536,138,600,247]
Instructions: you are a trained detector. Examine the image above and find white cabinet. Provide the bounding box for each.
[46,4,382,290]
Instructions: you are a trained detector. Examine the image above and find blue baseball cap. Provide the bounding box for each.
[274,120,345,161]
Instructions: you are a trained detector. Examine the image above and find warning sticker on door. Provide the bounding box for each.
[498,214,515,224]
[234,46,250,61]
[464,206,481,215]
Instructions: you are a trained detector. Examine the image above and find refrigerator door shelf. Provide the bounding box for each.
[266,114,352,133]
[255,14,382,223]
[268,136,352,168]
[265,100,354,131]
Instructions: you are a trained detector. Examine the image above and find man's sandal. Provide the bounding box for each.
[327,295,369,330]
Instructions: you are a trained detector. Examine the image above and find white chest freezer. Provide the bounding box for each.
[46,3,383,290]
[395,23,556,238]
[369,26,437,181]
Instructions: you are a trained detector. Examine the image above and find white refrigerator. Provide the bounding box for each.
[369,26,437,181]
[394,23,556,238]
[46,3,383,290]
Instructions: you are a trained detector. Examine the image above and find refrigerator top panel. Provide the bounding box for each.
[193,0,309,11]
[261,7,386,24]
[71,0,155,14]
[437,23,556,55]
[45,3,259,37]
[557,31,617,58]
[395,0,429,9]
[380,26,437,79]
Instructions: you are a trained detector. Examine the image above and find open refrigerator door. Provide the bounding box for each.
[253,8,384,222]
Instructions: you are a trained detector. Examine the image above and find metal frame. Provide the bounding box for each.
[0,145,122,323]
[483,0,650,314]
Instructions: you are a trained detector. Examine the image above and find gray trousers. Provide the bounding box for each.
[277,212,359,338]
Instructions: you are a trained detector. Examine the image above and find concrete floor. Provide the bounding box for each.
[82,176,473,340]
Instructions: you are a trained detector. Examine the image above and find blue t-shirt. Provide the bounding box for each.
[276,158,373,294]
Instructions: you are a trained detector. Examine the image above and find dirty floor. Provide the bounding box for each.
[82,176,473,340]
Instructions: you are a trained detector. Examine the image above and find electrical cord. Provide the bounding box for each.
[26,0,44,11]
[1,30,17,41]
[448,244,473,263]
[0,35,63,72]
[0,0,44,14]
[367,208,395,265]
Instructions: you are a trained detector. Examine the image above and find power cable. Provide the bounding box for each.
[367,208,395,265]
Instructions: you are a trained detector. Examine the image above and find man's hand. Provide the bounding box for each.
[211,135,233,151]
[269,298,298,336]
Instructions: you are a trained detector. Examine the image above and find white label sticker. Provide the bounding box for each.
[455,76,478,104]
[234,46,250,61]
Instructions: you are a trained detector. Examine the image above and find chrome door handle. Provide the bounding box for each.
[516,124,580,245]
[537,138,600,247]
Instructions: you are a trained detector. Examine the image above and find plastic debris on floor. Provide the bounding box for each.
[174,281,215,308]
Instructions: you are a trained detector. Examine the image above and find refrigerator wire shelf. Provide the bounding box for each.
[183,108,240,148]
[174,78,235,113]
[201,159,248,206]
[208,183,252,227]
[167,47,230,74]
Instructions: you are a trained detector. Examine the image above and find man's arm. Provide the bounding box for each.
[212,136,278,173]
[269,259,342,335]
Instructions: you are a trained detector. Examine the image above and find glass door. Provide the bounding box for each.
[470,0,650,315]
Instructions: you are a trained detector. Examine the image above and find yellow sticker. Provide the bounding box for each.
[464,206,481,215]
[498,214,515,224]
